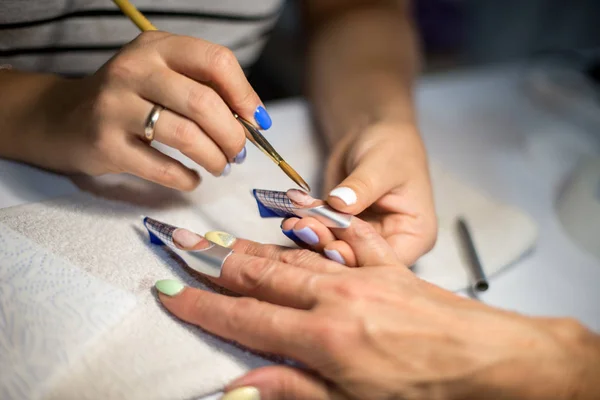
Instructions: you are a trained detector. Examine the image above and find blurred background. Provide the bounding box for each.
[248,0,600,102]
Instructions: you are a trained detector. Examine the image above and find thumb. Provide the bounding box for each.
[326,148,396,215]
[221,366,346,400]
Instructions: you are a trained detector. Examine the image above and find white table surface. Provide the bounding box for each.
[1,64,599,337]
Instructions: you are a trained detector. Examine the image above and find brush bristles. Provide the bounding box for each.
[279,161,311,192]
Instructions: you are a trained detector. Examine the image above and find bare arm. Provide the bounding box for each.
[303,0,420,144]
[0,70,65,169]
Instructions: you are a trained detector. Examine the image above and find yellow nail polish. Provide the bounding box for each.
[205,231,237,248]
[220,386,260,400]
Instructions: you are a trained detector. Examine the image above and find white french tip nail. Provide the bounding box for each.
[329,187,357,206]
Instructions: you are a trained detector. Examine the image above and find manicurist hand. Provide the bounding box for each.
[1,31,271,190]
[282,121,437,266]
[156,218,600,400]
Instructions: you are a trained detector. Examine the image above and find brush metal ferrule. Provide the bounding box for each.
[234,114,282,164]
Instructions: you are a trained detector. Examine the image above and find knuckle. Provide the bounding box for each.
[172,119,198,149]
[327,278,365,302]
[239,258,278,295]
[187,86,220,116]
[208,45,237,74]
[350,220,379,242]
[105,56,138,82]
[280,249,317,266]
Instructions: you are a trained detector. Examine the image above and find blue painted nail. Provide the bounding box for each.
[254,105,272,130]
[234,147,247,164]
[324,249,345,265]
[220,163,231,177]
[282,229,301,243]
[293,227,319,245]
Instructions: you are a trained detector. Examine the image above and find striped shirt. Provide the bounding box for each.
[0,0,284,75]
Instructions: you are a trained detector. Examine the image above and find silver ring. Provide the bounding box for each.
[144,105,165,141]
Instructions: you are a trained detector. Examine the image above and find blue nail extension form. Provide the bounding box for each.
[252,189,352,229]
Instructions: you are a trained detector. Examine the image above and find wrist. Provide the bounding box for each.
[6,72,77,171]
[0,71,67,162]
[470,317,600,400]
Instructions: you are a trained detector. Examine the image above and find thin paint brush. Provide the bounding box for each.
[111,0,311,192]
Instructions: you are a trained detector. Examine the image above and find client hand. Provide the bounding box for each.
[155,218,600,400]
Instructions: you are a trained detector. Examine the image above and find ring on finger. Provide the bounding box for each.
[144,104,166,142]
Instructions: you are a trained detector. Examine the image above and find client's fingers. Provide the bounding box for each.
[204,229,344,274]
[223,366,347,400]
[156,284,316,363]
[286,217,336,251]
[323,240,357,268]
[331,217,399,267]
[212,252,319,308]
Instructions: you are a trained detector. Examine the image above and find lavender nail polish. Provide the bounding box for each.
[234,147,247,164]
[324,249,345,265]
[220,163,231,177]
[254,105,272,130]
[293,227,319,245]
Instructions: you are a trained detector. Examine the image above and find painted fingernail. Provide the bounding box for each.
[286,189,314,207]
[293,227,319,245]
[220,386,260,400]
[329,187,357,206]
[220,163,232,177]
[254,105,272,130]
[155,279,185,297]
[324,249,346,265]
[234,147,247,164]
[173,228,203,248]
[205,231,237,248]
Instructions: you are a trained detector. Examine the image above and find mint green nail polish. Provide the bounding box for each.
[155,279,184,296]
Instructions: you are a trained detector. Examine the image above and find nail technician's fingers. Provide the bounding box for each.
[324,240,356,268]
[121,141,200,191]
[224,366,346,400]
[157,285,315,362]
[332,218,399,267]
[139,68,246,161]
[159,37,271,129]
[327,148,399,215]
[128,99,229,176]
[212,253,318,308]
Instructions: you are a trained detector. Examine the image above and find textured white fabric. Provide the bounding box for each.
[0,100,538,398]
[0,224,137,400]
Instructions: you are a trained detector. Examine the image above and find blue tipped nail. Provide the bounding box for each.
[254,105,272,130]
[220,163,231,177]
[293,227,319,245]
[324,249,345,265]
[234,147,247,164]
